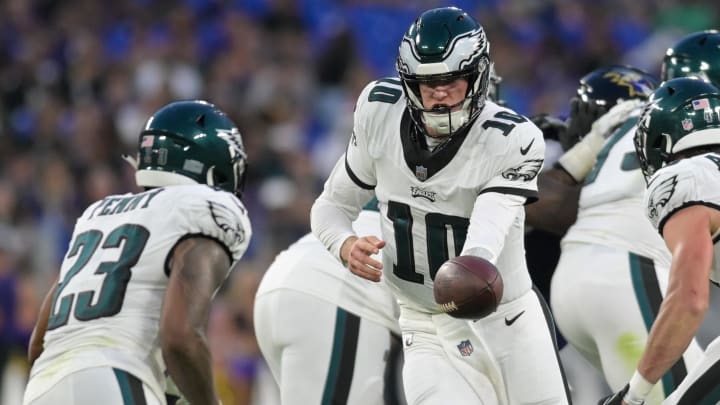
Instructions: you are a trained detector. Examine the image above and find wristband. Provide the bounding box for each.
[556,131,605,182]
[558,123,605,183]
[624,370,654,405]
[557,98,643,182]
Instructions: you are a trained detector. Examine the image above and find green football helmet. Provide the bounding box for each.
[134,100,248,197]
[396,6,490,138]
[661,30,720,86]
[635,77,720,180]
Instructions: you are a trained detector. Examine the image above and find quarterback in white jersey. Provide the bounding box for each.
[601,78,720,404]
[526,66,704,403]
[23,101,251,405]
[254,203,402,405]
[311,7,569,404]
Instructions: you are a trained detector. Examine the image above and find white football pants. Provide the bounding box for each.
[254,289,401,405]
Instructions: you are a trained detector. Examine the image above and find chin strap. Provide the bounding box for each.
[422,98,470,135]
[205,166,216,187]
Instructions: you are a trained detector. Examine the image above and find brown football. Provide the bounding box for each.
[433,255,504,319]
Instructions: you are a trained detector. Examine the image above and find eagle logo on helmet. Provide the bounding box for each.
[217,128,246,160]
[457,28,487,70]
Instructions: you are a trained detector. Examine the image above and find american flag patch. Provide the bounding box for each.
[141,135,154,147]
[692,98,710,110]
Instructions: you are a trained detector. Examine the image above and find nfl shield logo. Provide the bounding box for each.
[415,165,428,181]
[457,340,474,357]
[682,118,694,131]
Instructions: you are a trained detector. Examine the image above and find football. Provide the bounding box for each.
[433,255,504,320]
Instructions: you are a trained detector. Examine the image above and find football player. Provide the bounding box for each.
[311,6,570,404]
[599,77,720,404]
[23,101,251,405]
[529,31,720,403]
[254,199,403,405]
[253,66,506,405]
[528,64,705,404]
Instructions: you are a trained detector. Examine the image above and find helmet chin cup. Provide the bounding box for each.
[422,107,469,136]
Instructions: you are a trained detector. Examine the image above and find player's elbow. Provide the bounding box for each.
[679,290,709,318]
[665,277,710,320]
[309,197,324,237]
[670,249,712,317]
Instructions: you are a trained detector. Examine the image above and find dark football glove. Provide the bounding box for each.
[530,113,567,142]
[598,384,634,405]
[563,97,608,151]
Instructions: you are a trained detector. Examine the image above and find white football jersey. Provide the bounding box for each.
[645,153,720,285]
[345,78,544,312]
[563,109,670,265]
[256,209,400,334]
[28,185,251,402]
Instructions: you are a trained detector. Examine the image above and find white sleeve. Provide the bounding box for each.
[177,187,252,264]
[645,165,696,235]
[481,122,545,204]
[344,82,378,189]
[311,85,379,261]
[311,156,375,262]
[461,193,525,264]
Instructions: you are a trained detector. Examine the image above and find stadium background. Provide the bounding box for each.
[0,0,717,403]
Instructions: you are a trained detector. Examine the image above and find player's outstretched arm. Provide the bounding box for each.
[27,279,58,366]
[161,237,230,405]
[601,205,714,405]
[638,206,713,375]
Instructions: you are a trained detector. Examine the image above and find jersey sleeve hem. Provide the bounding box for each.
[345,155,375,190]
[657,201,720,237]
[163,233,234,277]
[479,187,539,204]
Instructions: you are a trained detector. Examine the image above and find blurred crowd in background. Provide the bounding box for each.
[0,0,717,404]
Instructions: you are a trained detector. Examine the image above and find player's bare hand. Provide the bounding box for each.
[341,236,385,282]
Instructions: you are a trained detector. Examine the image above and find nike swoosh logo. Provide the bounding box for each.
[505,310,525,326]
[404,334,413,347]
[520,139,535,155]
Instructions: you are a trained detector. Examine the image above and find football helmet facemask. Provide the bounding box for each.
[662,30,720,86]
[397,7,491,138]
[635,77,720,180]
[487,64,503,105]
[132,100,248,197]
